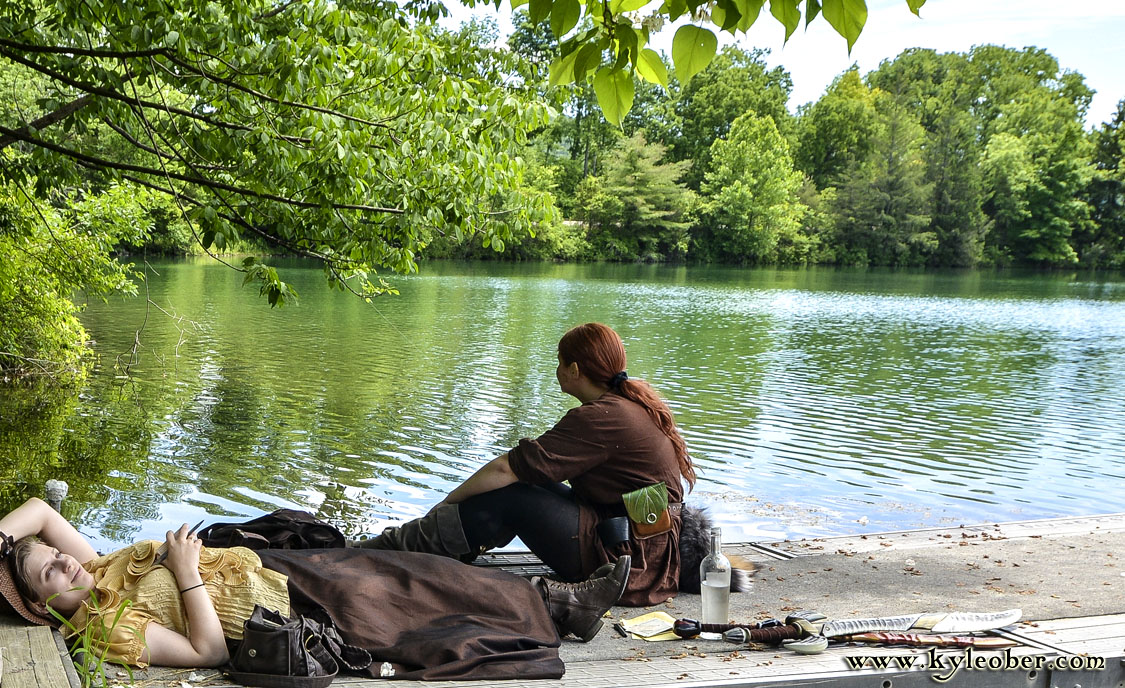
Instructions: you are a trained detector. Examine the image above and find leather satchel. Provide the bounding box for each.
[228,606,372,688]
[622,483,680,540]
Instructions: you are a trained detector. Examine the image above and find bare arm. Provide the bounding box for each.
[140,524,228,667]
[0,498,96,563]
[441,453,518,505]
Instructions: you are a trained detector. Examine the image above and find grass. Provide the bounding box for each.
[47,589,140,688]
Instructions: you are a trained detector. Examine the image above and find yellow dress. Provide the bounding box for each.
[64,541,290,667]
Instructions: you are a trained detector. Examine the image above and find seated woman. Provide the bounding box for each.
[0,497,630,680]
[354,322,696,607]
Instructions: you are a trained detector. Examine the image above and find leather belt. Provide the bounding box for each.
[597,502,682,549]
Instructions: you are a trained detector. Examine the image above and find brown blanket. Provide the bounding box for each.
[258,548,563,681]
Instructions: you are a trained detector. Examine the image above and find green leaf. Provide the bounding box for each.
[821,0,866,52]
[635,48,669,88]
[529,0,552,25]
[551,0,580,37]
[733,0,765,31]
[510,0,529,8]
[615,24,641,64]
[906,0,924,15]
[661,0,689,21]
[548,46,582,86]
[609,0,650,12]
[572,42,603,83]
[622,482,669,525]
[769,0,800,41]
[671,25,716,82]
[592,66,634,127]
[712,0,742,32]
[166,30,179,47]
[805,0,821,26]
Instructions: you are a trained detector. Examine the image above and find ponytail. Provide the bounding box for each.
[616,377,696,489]
[558,323,696,489]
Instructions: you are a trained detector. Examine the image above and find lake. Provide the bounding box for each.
[2,258,1123,552]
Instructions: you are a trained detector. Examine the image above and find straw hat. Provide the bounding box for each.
[0,535,58,627]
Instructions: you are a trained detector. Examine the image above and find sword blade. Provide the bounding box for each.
[820,609,1021,638]
[928,609,1022,633]
[821,614,923,638]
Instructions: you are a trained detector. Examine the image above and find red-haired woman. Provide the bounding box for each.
[356,322,695,613]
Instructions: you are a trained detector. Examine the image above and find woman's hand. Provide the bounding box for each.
[163,523,203,581]
[143,523,229,667]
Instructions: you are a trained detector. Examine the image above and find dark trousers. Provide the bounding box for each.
[458,482,584,581]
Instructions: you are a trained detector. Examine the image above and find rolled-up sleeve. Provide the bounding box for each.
[508,405,611,483]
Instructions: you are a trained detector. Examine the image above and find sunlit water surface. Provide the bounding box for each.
[3,259,1124,552]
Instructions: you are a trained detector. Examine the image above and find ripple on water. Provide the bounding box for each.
[8,261,1119,549]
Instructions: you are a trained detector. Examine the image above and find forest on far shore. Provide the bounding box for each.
[425,15,1124,270]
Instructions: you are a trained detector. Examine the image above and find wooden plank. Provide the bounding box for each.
[1027,624,1125,646]
[27,627,68,688]
[1,627,35,688]
[1019,614,1125,633]
[49,627,81,688]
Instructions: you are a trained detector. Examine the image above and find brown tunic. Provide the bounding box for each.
[507,392,683,606]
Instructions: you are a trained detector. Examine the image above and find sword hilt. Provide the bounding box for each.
[673,618,781,639]
[727,612,826,646]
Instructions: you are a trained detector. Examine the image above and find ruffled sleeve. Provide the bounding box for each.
[66,600,154,667]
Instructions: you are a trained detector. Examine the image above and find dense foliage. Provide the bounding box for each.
[0,1,552,376]
[501,32,1123,268]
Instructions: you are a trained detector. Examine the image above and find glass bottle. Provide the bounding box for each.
[700,526,731,626]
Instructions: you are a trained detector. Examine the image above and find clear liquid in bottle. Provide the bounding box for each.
[699,526,731,632]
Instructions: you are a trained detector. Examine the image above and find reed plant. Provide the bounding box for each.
[46,589,140,688]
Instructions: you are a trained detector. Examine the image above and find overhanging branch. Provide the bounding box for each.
[0,94,93,149]
[0,124,404,214]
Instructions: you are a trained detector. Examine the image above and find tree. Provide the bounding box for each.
[0,0,554,306]
[577,131,692,261]
[794,70,881,189]
[831,94,934,265]
[980,89,1093,265]
[1080,100,1125,267]
[0,179,146,378]
[666,47,793,189]
[697,113,808,262]
[867,49,988,266]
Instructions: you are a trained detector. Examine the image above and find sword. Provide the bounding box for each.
[678,609,1023,655]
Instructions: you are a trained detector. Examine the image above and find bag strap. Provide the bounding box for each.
[303,615,372,672]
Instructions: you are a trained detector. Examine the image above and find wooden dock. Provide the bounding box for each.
[3,512,1123,688]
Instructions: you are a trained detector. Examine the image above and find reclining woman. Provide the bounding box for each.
[0,497,630,681]
[354,322,696,607]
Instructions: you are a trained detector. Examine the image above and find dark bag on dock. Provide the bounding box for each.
[199,509,345,551]
[228,605,372,688]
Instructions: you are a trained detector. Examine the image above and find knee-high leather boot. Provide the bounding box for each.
[532,555,631,642]
[349,503,476,561]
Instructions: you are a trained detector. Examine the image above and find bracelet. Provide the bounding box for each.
[0,531,14,559]
[180,583,206,595]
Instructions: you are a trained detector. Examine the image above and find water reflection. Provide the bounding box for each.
[1,260,1123,551]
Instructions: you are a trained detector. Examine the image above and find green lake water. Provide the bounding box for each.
[2,258,1124,552]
